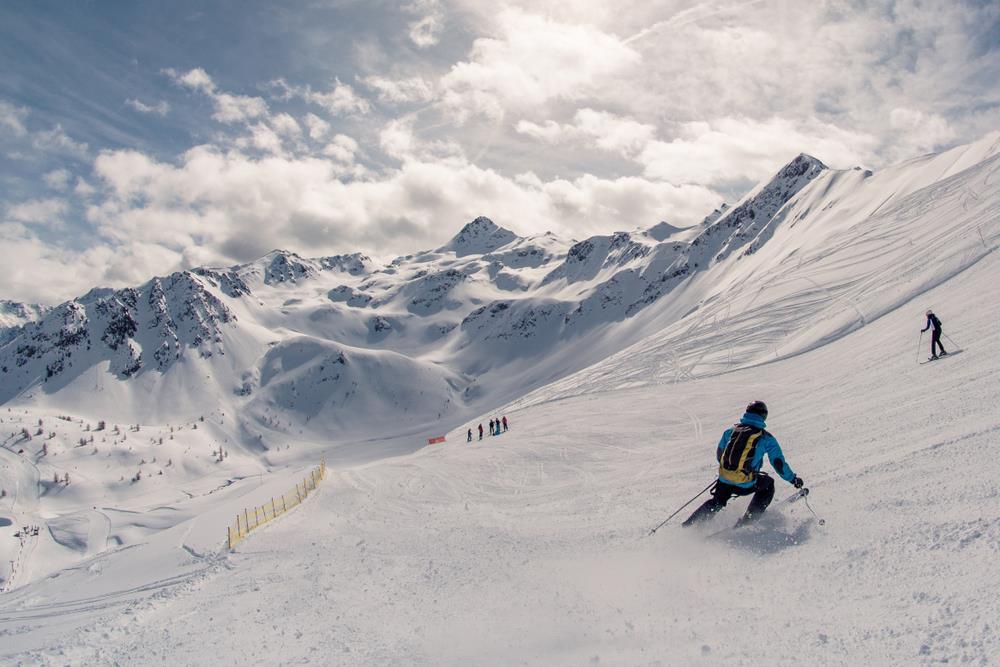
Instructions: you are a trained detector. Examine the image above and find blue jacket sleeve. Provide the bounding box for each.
[716,428,732,463]
[762,434,796,483]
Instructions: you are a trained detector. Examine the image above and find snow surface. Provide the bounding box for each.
[0,133,999,664]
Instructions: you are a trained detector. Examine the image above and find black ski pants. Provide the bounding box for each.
[682,473,775,526]
[930,329,946,356]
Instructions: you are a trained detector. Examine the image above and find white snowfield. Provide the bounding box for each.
[0,133,999,665]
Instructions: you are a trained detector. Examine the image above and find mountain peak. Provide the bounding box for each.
[443,217,518,257]
[779,153,827,180]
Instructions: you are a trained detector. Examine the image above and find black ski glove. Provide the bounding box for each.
[792,476,804,489]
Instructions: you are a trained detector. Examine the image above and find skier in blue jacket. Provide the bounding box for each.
[683,401,803,527]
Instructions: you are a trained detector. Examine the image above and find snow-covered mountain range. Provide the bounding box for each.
[0,153,830,438]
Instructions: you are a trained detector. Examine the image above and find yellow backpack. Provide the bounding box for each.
[719,424,764,485]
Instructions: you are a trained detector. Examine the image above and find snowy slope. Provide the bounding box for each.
[0,133,998,664]
[3,168,998,665]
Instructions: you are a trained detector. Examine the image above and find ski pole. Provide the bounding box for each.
[915,331,924,364]
[648,479,715,536]
[943,332,961,350]
[803,492,826,526]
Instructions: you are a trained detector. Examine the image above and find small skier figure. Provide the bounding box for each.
[922,309,947,360]
[478,423,484,440]
[467,428,473,443]
[489,418,495,435]
[683,401,803,528]
[494,417,501,435]
[502,415,508,432]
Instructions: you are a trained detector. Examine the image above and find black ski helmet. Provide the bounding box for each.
[746,400,768,418]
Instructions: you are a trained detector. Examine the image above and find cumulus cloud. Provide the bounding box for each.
[126,98,171,116]
[269,77,370,116]
[888,108,957,156]
[439,9,640,121]
[166,67,268,123]
[322,134,360,163]
[361,75,435,104]
[638,117,877,186]
[5,198,68,229]
[516,108,656,156]
[304,113,330,140]
[379,118,463,163]
[405,0,444,48]
[270,113,302,138]
[167,67,216,94]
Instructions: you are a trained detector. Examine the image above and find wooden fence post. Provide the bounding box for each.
[244,509,250,532]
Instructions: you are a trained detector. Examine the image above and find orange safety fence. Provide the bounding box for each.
[227,459,327,550]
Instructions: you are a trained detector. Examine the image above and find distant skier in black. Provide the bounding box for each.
[478,423,484,440]
[467,428,473,443]
[683,401,803,528]
[489,418,495,435]
[922,309,947,360]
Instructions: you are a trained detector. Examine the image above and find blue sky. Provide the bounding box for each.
[1,0,998,303]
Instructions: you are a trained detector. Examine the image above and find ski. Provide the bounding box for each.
[706,488,810,539]
[918,349,963,365]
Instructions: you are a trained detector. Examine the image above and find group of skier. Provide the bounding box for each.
[467,415,509,442]
[678,309,954,530]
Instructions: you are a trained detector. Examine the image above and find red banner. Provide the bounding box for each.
[427,436,446,444]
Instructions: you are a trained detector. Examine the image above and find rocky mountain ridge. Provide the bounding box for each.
[0,152,836,440]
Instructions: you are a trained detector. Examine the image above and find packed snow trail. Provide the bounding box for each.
[7,239,997,665]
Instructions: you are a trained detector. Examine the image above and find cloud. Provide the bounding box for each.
[405,0,444,48]
[43,169,73,191]
[211,92,269,123]
[32,125,89,159]
[304,113,330,140]
[5,198,68,229]
[439,9,641,121]
[516,108,656,156]
[268,77,370,116]
[637,117,877,186]
[76,140,718,291]
[322,134,360,162]
[361,75,435,104]
[126,98,171,116]
[0,221,184,304]
[270,113,302,138]
[0,101,28,137]
[167,67,268,123]
[378,118,463,162]
[167,67,216,94]
[889,108,956,155]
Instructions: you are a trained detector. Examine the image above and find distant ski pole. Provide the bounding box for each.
[915,331,924,364]
[943,332,961,349]
[648,480,715,536]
